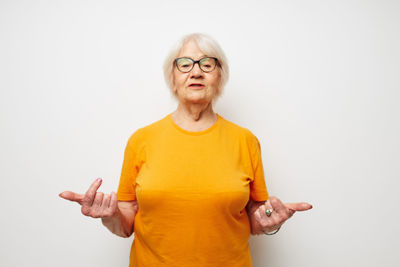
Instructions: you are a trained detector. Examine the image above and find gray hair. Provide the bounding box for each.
[163,33,229,99]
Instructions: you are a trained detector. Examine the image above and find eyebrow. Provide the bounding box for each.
[179,55,209,60]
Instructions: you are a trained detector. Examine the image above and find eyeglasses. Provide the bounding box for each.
[175,57,219,73]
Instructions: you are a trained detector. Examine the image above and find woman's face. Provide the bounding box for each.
[172,40,221,104]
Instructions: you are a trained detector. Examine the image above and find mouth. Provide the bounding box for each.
[188,83,205,89]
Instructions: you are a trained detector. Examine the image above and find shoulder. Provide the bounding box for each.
[126,115,170,145]
[219,114,260,143]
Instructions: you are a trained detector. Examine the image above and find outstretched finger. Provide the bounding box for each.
[82,178,103,207]
[285,202,313,212]
[59,191,84,205]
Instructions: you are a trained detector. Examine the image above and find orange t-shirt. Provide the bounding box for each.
[117,113,269,267]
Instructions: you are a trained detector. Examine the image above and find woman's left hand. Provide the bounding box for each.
[247,196,312,235]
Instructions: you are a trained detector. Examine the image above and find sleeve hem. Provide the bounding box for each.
[251,192,269,202]
[117,193,136,201]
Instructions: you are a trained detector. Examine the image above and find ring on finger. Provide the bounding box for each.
[265,209,273,217]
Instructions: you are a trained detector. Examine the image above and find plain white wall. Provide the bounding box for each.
[1,0,399,266]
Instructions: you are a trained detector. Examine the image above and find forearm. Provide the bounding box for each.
[101,206,135,238]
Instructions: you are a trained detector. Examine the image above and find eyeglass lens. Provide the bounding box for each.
[176,57,217,73]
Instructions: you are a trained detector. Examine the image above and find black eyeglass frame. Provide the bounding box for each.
[174,56,219,73]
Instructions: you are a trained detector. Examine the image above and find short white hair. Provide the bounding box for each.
[163,33,229,99]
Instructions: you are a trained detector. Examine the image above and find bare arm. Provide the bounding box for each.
[101,200,138,238]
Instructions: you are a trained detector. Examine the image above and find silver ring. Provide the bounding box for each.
[265,209,273,217]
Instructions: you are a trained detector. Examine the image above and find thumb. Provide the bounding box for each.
[59,191,84,205]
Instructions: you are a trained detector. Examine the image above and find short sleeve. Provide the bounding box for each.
[249,134,269,202]
[117,130,145,201]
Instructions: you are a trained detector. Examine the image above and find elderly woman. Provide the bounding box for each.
[59,33,312,267]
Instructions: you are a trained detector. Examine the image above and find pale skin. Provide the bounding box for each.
[59,39,312,237]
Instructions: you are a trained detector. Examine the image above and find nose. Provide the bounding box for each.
[190,62,204,78]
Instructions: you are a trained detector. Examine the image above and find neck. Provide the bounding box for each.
[171,101,217,131]
[175,101,215,121]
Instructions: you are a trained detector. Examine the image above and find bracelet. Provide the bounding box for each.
[262,226,281,235]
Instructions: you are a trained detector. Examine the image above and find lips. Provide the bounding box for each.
[188,83,205,88]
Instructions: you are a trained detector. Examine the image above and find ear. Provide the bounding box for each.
[171,73,177,94]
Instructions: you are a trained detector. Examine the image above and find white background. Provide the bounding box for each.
[1,0,399,266]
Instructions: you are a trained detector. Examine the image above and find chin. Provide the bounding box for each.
[184,94,212,104]
[178,88,216,103]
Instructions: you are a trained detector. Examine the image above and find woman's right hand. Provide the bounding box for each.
[59,178,118,219]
